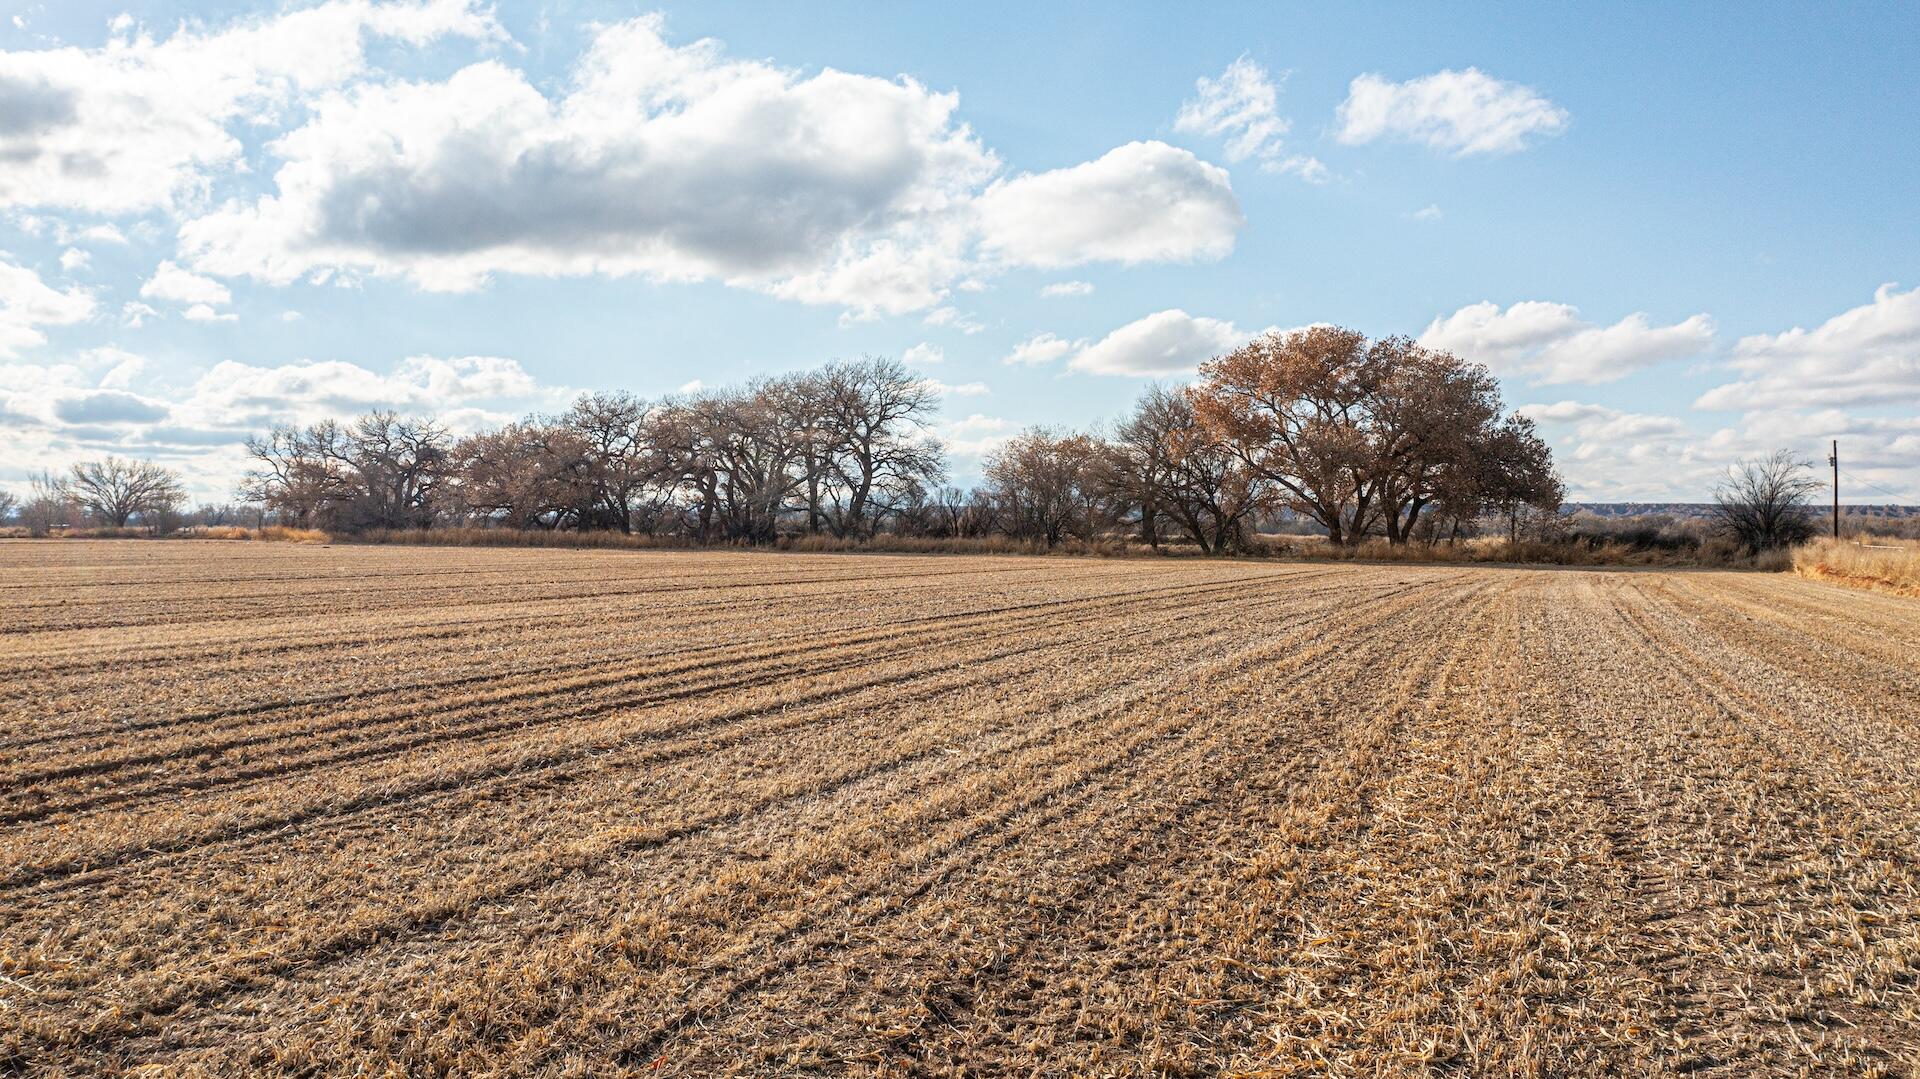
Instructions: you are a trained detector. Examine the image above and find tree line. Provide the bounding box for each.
[9,327,1576,549]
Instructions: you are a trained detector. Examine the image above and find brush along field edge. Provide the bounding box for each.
[1,541,1917,1076]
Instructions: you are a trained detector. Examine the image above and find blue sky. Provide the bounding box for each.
[2,1,1917,503]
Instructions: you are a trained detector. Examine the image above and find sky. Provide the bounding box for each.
[2,0,1917,505]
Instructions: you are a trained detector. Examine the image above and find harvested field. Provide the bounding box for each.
[3,540,1919,1076]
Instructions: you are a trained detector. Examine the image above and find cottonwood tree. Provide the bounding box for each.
[1476,414,1565,542]
[241,419,355,527]
[986,428,1107,547]
[563,391,650,532]
[69,457,186,528]
[242,412,448,530]
[1192,326,1561,546]
[450,421,594,529]
[1191,326,1380,545]
[1710,450,1820,551]
[19,471,78,535]
[1104,385,1259,553]
[812,358,944,538]
[1364,338,1504,543]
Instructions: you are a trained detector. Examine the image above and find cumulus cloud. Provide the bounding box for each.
[0,0,504,215]
[1067,309,1253,377]
[1040,280,1093,298]
[1174,56,1326,181]
[0,258,94,356]
[1004,332,1078,367]
[53,390,170,425]
[9,11,1241,320]
[182,303,238,323]
[901,342,944,366]
[932,413,1016,458]
[919,378,989,398]
[140,260,231,307]
[177,21,993,317]
[175,19,1243,316]
[1696,283,1920,411]
[974,141,1242,269]
[1520,398,1920,502]
[923,306,986,334]
[1336,68,1568,156]
[187,354,541,425]
[1420,300,1713,383]
[0,350,567,500]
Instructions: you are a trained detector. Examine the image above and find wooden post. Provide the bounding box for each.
[1829,439,1840,540]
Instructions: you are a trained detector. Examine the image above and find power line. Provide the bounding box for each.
[1839,467,1916,502]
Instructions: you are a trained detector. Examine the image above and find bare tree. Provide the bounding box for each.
[1104,386,1260,553]
[69,457,186,528]
[241,419,355,526]
[450,421,593,529]
[814,357,945,538]
[241,412,448,531]
[1710,450,1820,551]
[564,391,650,532]
[20,470,78,536]
[0,488,16,525]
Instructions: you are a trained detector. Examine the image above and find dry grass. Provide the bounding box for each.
[2,540,1917,1076]
[1795,535,1920,597]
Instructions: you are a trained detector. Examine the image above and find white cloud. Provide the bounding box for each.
[1336,68,1568,157]
[677,379,704,395]
[177,16,999,317]
[120,301,158,327]
[9,11,1240,320]
[1518,398,1920,502]
[59,247,88,272]
[94,348,146,388]
[1004,332,1078,367]
[1420,300,1713,384]
[1040,280,1093,298]
[1174,57,1327,183]
[175,354,539,425]
[974,141,1242,269]
[1067,309,1252,377]
[919,378,989,398]
[0,350,567,501]
[1696,283,1920,411]
[76,224,127,245]
[0,257,94,356]
[1408,204,1443,222]
[901,342,944,366]
[1176,56,1286,162]
[140,259,231,307]
[932,413,1015,457]
[183,303,238,323]
[923,306,986,334]
[279,310,304,322]
[1519,399,1724,500]
[0,0,504,215]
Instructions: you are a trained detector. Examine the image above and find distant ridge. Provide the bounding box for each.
[1570,502,1920,518]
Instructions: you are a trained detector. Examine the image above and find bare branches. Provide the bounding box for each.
[68,457,185,529]
[1710,450,1820,551]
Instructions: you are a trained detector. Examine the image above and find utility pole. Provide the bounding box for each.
[1828,439,1840,540]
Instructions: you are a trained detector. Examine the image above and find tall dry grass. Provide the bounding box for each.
[1793,536,1920,596]
[175,525,333,543]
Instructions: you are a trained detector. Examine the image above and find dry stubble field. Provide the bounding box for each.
[2,540,1918,1077]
